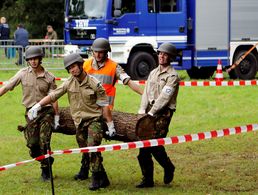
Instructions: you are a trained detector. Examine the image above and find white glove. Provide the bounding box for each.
[54,115,60,129]
[28,103,41,120]
[106,121,116,137]
[138,108,146,114]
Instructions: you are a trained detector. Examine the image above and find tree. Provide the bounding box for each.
[0,0,64,39]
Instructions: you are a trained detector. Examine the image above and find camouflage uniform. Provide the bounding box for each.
[3,66,56,167]
[76,119,105,173]
[137,64,180,186]
[49,74,109,173]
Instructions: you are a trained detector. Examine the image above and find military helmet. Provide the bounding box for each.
[64,53,84,69]
[157,42,177,59]
[25,46,44,61]
[92,38,111,52]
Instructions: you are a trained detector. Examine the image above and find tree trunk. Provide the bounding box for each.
[18,107,171,142]
[54,107,142,142]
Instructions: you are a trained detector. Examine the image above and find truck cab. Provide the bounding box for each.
[64,0,188,80]
[65,0,258,80]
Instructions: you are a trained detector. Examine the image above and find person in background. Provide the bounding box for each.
[0,17,10,58]
[45,25,57,40]
[44,25,58,56]
[14,23,29,65]
[0,46,59,181]
[136,42,180,188]
[83,37,143,110]
[28,53,115,191]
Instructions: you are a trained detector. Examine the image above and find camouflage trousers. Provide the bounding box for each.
[24,106,54,167]
[76,117,105,173]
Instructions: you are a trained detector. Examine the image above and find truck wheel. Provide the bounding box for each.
[233,51,257,80]
[187,66,215,79]
[127,52,157,80]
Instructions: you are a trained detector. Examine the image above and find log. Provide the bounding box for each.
[18,107,171,142]
[53,107,142,142]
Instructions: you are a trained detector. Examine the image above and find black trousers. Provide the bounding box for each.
[137,107,174,180]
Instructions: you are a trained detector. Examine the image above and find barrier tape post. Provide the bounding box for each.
[47,148,55,195]
[1,123,257,172]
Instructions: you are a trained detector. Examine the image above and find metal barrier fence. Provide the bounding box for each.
[0,40,65,70]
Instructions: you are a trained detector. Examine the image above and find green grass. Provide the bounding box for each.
[0,69,257,195]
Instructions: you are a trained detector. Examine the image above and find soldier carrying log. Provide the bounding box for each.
[28,53,116,191]
[0,46,59,181]
[136,42,180,188]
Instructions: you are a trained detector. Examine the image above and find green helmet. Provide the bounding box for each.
[157,42,177,59]
[92,38,111,52]
[25,46,44,61]
[64,53,84,69]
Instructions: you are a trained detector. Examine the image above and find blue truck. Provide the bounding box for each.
[64,0,258,80]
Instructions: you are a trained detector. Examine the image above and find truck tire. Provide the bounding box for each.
[127,52,157,80]
[233,51,257,80]
[187,66,215,79]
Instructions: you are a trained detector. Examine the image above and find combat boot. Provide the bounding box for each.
[163,158,175,184]
[74,165,89,180]
[136,178,154,188]
[152,147,175,184]
[41,166,50,181]
[99,171,110,188]
[41,157,54,182]
[89,172,101,191]
[74,154,89,180]
[136,155,154,188]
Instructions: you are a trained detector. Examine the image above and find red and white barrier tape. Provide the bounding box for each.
[179,80,258,87]
[54,77,68,82]
[97,79,258,86]
[1,123,257,172]
[0,81,7,85]
[1,79,258,87]
[52,79,258,86]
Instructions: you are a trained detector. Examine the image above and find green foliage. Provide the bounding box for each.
[0,70,258,194]
[0,0,64,38]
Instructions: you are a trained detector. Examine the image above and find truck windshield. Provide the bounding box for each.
[68,0,107,19]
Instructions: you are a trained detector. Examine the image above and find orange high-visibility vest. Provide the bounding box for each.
[83,58,117,110]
